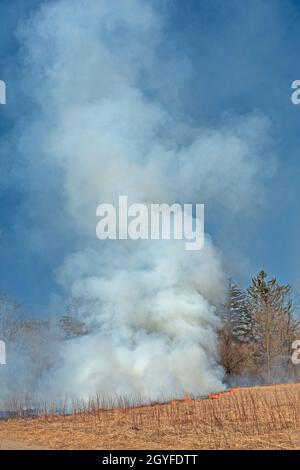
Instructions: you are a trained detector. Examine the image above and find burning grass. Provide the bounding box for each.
[1,383,300,449]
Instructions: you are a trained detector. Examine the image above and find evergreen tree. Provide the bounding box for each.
[222,279,252,343]
[219,279,253,377]
[247,270,297,382]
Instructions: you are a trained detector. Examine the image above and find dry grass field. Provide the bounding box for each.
[1,383,300,449]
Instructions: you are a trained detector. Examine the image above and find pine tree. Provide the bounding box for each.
[247,270,297,382]
[219,279,253,376]
[222,279,252,343]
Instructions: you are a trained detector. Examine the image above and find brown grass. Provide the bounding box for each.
[1,383,300,449]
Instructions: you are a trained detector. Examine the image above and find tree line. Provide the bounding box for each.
[0,269,299,398]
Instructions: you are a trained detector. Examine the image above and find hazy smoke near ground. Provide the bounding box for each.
[6,0,274,401]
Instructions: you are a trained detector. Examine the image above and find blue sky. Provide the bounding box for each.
[1,0,300,315]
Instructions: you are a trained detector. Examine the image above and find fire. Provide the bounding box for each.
[208,388,240,399]
[169,388,240,405]
[170,395,193,406]
[183,394,192,402]
[208,393,219,399]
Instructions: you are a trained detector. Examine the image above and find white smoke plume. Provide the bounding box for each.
[11,0,273,401]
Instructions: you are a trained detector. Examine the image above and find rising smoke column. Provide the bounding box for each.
[14,0,273,401]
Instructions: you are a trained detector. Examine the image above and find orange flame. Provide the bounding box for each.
[208,393,219,399]
[183,394,192,402]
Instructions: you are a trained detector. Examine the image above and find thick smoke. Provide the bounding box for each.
[7,0,273,401]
